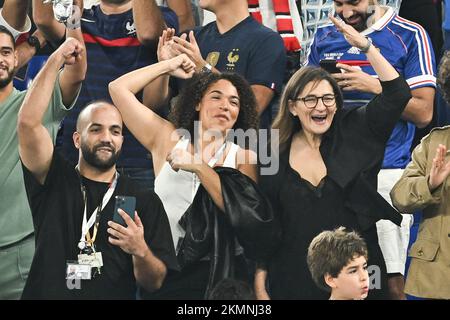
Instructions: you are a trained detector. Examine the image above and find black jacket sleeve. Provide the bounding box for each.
[365,76,412,141]
[219,167,282,261]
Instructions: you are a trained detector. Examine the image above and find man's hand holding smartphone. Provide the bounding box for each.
[107,196,149,257]
[112,196,136,226]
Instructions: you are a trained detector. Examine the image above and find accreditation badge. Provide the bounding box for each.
[66,261,92,280]
[78,251,103,268]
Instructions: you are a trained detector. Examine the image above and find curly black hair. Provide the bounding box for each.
[168,72,259,139]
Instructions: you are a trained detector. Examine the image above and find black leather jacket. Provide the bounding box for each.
[178,167,281,297]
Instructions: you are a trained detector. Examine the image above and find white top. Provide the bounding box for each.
[155,137,239,251]
[0,8,31,41]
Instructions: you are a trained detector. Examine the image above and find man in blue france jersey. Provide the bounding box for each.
[296,0,402,64]
[306,0,436,299]
[33,0,178,191]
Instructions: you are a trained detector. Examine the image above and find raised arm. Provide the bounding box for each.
[1,0,30,33]
[32,0,66,44]
[133,0,165,46]
[330,14,411,139]
[18,38,84,185]
[108,54,195,155]
[15,29,47,70]
[59,24,87,106]
[330,14,399,82]
[142,28,175,110]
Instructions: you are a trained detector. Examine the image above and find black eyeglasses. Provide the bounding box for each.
[294,94,336,109]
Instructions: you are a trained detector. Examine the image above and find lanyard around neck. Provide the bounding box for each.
[76,168,119,246]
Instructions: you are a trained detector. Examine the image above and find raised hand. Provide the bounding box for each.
[56,37,83,65]
[166,148,202,173]
[428,144,450,191]
[172,31,205,71]
[167,54,196,79]
[157,28,177,61]
[329,14,368,50]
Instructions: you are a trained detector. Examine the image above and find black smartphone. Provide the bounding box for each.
[319,59,340,74]
[113,196,136,226]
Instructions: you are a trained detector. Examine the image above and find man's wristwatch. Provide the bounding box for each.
[359,36,372,53]
[201,62,213,73]
[27,35,41,53]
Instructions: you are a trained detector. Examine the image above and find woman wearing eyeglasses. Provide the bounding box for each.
[255,15,412,300]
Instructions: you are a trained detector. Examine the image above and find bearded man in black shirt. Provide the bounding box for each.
[16,42,177,299]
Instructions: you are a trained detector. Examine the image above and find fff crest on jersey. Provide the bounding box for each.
[226,49,240,71]
[124,20,136,36]
[206,52,220,67]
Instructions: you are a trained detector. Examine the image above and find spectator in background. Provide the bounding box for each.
[390,51,450,300]
[248,0,302,82]
[307,227,370,300]
[33,0,177,192]
[0,9,86,297]
[161,0,286,129]
[268,0,402,65]
[306,0,436,299]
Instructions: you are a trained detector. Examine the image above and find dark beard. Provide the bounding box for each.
[0,70,14,89]
[81,143,121,171]
[339,11,372,32]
